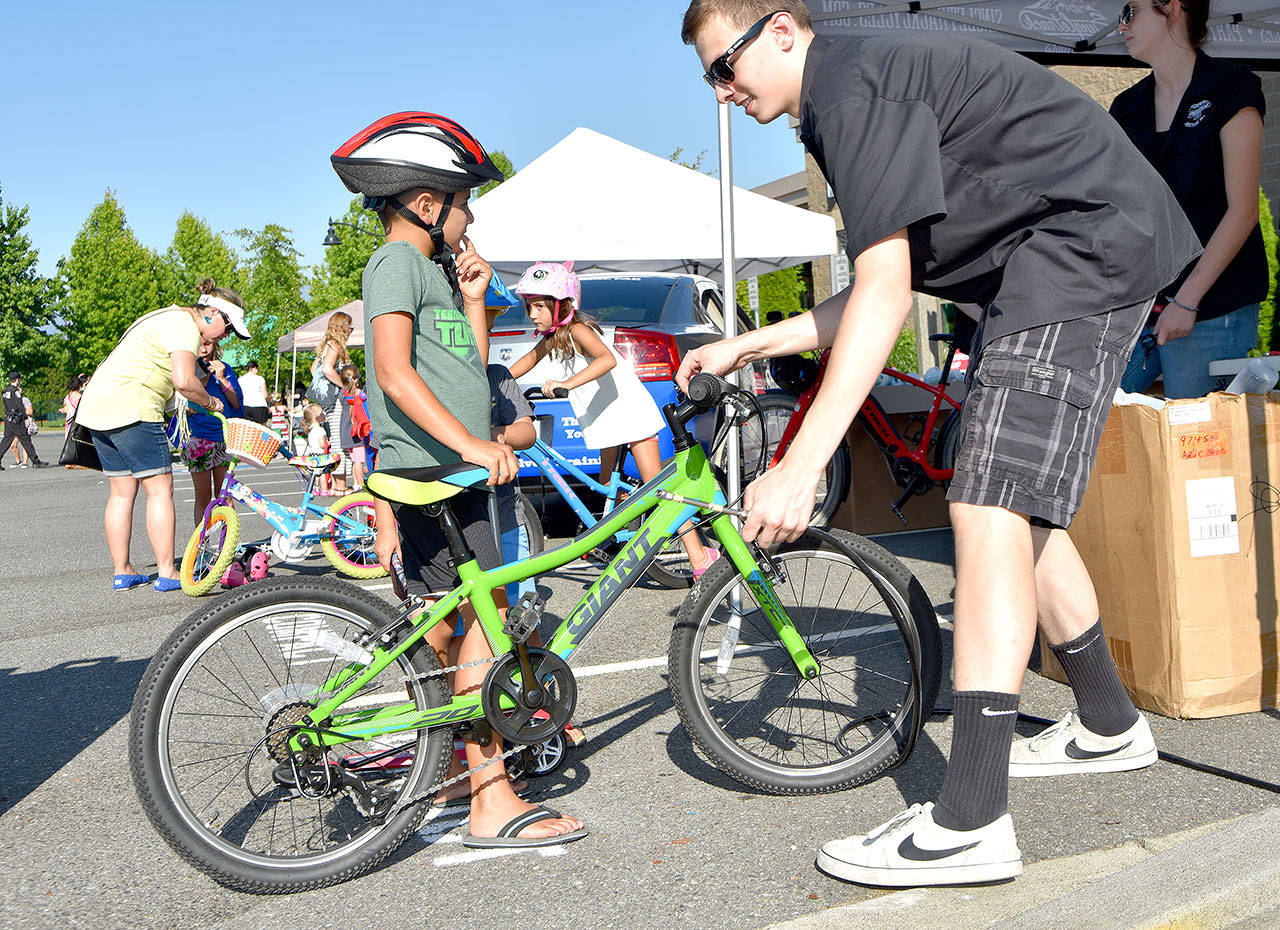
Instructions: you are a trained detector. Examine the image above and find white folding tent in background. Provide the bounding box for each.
[804,0,1280,70]
[274,300,364,397]
[466,127,836,280]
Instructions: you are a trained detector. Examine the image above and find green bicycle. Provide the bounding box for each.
[128,374,943,893]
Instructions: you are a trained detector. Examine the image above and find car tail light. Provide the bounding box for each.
[490,330,528,337]
[613,328,680,381]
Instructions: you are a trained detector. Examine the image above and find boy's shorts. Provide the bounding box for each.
[394,489,503,597]
[946,298,1152,529]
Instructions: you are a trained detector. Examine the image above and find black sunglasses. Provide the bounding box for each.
[1119,1,1164,27]
[702,10,785,88]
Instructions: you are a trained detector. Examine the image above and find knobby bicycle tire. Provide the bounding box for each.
[320,492,387,579]
[129,576,451,893]
[180,506,241,597]
[668,528,941,795]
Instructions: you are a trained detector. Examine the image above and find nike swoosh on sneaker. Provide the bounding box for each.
[897,834,982,861]
[1064,738,1132,760]
[981,707,1017,717]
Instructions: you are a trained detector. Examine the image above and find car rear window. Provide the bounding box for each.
[491,277,677,328]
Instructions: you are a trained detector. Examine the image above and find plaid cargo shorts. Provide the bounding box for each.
[946,298,1152,528]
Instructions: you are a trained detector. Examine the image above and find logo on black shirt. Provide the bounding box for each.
[1185,100,1212,128]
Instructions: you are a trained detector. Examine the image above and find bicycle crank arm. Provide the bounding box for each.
[655,490,746,519]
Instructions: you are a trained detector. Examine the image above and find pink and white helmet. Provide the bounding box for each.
[514,261,580,331]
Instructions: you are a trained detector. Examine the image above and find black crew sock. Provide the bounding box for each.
[932,690,1019,832]
[1050,620,1139,737]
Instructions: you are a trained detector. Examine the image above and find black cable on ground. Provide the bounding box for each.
[931,707,1280,795]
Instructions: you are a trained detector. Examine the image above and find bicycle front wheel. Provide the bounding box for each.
[129,576,450,893]
[320,492,387,578]
[718,393,850,528]
[669,528,941,794]
[180,505,241,596]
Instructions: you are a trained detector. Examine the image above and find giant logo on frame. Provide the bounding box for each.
[1018,0,1108,39]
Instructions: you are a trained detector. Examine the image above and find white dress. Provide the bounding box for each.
[559,344,665,449]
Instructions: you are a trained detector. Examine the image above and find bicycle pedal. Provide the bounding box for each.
[503,592,545,644]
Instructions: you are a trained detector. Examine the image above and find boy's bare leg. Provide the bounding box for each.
[950,502,1037,693]
[456,600,583,840]
[1031,526,1098,646]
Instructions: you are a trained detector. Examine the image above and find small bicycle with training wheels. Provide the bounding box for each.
[130,374,942,892]
[178,413,385,596]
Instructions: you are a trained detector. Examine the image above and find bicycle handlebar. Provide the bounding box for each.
[523,387,570,400]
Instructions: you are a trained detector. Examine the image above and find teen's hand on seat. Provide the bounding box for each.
[462,437,519,486]
[742,459,819,548]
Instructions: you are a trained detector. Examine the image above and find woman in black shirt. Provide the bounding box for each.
[1111,0,1267,398]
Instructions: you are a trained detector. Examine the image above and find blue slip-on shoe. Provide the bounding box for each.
[113,573,151,591]
[153,577,183,592]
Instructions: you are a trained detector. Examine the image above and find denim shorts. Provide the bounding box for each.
[947,299,1150,528]
[90,421,173,478]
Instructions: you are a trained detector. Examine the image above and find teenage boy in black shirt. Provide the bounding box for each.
[679,1,1202,887]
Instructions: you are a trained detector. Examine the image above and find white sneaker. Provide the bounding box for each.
[816,802,1022,887]
[1009,711,1157,777]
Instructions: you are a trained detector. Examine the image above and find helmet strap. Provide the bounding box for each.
[387,192,460,294]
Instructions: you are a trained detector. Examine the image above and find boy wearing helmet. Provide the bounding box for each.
[331,112,586,849]
[678,2,1200,888]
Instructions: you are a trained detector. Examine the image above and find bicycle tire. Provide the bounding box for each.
[516,491,545,557]
[933,409,962,489]
[129,576,451,893]
[668,528,941,795]
[320,492,387,579]
[716,392,850,528]
[180,506,242,596]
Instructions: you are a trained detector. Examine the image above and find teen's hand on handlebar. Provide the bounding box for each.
[741,459,820,548]
[675,341,744,393]
[455,236,493,304]
[461,436,519,486]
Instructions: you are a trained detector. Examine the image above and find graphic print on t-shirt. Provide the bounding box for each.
[434,311,478,361]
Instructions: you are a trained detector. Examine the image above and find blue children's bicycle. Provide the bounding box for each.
[179,415,386,596]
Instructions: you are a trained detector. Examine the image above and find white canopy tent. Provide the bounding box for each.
[804,0,1280,70]
[466,127,836,282]
[274,300,364,398]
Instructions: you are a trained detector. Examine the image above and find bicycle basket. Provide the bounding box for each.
[222,418,283,468]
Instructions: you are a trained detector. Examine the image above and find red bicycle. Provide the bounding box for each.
[725,333,965,527]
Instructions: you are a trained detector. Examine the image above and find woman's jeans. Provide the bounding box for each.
[1120,303,1260,399]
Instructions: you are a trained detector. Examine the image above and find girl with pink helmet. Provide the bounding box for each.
[509,261,720,578]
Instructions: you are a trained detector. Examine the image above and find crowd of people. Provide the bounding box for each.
[3,0,1270,887]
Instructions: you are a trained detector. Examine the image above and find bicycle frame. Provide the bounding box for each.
[198,459,372,550]
[286,440,820,752]
[772,349,963,483]
[521,430,638,542]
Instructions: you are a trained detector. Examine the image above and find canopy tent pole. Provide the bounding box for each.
[718,100,740,508]
[273,351,280,397]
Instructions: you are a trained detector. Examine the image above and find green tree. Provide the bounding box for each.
[61,190,163,370]
[309,197,381,315]
[477,150,515,197]
[736,266,809,326]
[669,147,717,177]
[159,211,244,307]
[235,224,309,373]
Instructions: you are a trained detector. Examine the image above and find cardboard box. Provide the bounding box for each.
[1044,392,1280,718]
[830,382,964,537]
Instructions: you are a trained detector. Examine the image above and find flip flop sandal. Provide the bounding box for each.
[461,805,589,849]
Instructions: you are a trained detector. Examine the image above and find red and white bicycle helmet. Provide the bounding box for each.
[330,112,504,197]
[514,261,581,332]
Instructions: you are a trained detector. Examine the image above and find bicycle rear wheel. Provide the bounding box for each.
[716,393,850,528]
[130,577,450,892]
[668,528,941,794]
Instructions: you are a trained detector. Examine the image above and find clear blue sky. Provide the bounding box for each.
[1,1,806,278]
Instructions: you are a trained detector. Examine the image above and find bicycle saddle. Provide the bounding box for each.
[364,463,492,506]
[287,452,344,473]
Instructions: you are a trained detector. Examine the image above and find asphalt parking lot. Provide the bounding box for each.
[0,431,1276,930]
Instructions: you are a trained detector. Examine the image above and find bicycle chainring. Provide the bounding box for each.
[480,648,576,746]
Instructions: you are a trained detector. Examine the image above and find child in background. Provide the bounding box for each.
[301,402,333,494]
[269,393,288,437]
[509,261,719,577]
[339,364,370,490]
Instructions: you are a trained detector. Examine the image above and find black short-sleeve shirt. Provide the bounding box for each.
[799,35,1202,342]
[1110,52,1267,321]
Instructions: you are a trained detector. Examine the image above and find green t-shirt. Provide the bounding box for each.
[363,241,489,469]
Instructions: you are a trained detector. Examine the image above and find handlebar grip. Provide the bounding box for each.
[523,387,570,400]
[687,372,735,408]
[551,388,569,399]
